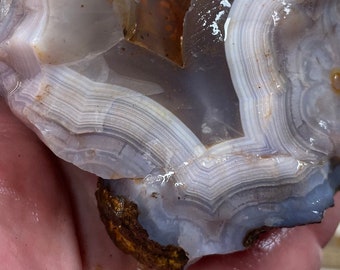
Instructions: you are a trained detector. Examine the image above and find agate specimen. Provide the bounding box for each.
[0,0,339,269]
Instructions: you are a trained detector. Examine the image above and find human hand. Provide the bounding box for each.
[0,99,339,270]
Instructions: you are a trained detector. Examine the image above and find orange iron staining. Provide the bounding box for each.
[122,0,191,66]
[95,179,189,270]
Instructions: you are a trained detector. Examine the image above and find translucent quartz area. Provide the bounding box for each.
[104,0,243,145]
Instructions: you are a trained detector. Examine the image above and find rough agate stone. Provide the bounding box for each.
[0,0,339,269]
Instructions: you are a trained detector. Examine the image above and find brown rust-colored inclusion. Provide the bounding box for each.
[120,0,191,66]
[330,68,340,94]
[96,179,189,270]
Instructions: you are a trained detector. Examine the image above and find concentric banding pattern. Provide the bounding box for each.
[0,0,339,265]
[9,65,205,178]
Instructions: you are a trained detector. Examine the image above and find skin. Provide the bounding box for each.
[0,98,339,270]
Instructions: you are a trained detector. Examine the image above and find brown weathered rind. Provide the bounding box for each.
[95,178,189,270]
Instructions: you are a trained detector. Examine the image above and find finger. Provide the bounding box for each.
[190,192,340,270]
[0,100,81,269]
[60,161,138,270]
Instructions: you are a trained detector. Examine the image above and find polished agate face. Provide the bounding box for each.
[0,0,339,269]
